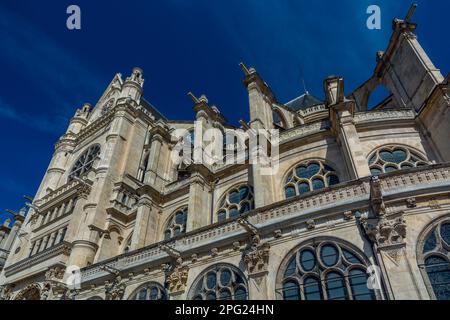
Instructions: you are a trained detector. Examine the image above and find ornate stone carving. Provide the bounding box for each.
[362,213,407,248]
[104,274,126,300]
[370,176,386,216]
[306,219,316,230]
[429,198,440,209]
[210,248,219,257]
[0,284,13,300]
[40,283,51,300]
[343,211,353,220]
[406,197,417,208]
[165,258,189,295]
[45,266,65,282]
[243,242,270,275]
[273,230,282,238]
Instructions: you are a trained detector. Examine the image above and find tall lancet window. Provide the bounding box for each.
[216,185,254,223]
[164,207,188,240]
[418,217,450,300]
[68,145,101,182]
[277,238,377,300]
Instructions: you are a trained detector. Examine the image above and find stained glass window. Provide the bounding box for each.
[278,239,377,300]
[69,145,101,181]
[419,218,450,300]
[217,185,254,222]
[164,207,188,240]
[190,264,248,300]
[284,161,340,199]
[368,146,429,176]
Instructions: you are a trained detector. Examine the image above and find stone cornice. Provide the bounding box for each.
[4,241,72,278]
[353,108,416,125]
[279,120,330,144]
[36,179,93,212]
[79,163,450,285]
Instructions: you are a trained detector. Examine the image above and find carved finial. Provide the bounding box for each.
[239,62,250,76]
[187,92,200,104]
[405,3,417,22]
[199,94,208,103]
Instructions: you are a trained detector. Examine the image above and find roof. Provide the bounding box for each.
[141,98,167,121]
[285,92,323,111]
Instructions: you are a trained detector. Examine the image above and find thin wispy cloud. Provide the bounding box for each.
[0,4,104,129]
[0,98,66,134]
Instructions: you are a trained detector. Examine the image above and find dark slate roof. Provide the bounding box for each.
[285,92,323,111]
[141,98,167,121]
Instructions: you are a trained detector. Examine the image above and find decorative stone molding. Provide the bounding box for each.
[279,120,330,144]
[343,211,353,220]
[406,197,417,208]
[0,284,14,300]
[4,241,72,277]
[45,265,65,282]
[306,219,316,230]
[166,264,189,295]
[210,248,219,257]
[429,198,441,209]
[243,241,270,276]
[232,241,241,251]
[353,109,415,124]
[273,230,282,238]
[362,213,407,249]
[104,275,126,300]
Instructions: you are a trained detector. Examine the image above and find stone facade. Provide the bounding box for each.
[0,8,449,300]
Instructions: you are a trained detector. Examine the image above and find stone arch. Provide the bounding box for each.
[127,281,167,300]
[187,263,248,300]
[162,206,188,241]
[416,214,450,300]
[215,184,254,223]
[14,283,42,300]
[281,158,342,200]
[272,107,289,129]
[275,236,379,300]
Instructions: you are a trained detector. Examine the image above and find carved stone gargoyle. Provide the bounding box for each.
[362,177,407,251]
[164,258,189,295]
[238,218,271,276]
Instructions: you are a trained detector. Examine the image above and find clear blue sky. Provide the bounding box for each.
[0,0,448,225]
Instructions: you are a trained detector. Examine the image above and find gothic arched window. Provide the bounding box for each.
[277,238,377,300]
[284,160,340,199]
[217,185,254,223]
[189,264,248,300]
[69,145,101,182]
[418,217,450,300]
[164,208,188,240]
[130,282,167,300]
[368,145,429,176]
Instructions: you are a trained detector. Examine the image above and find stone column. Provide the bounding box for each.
[68,240,99,267]
[2,216,24,252]
[130,195,160,250]
[186,173,211,232]
[242,65,277,208]
[144,134,163,186]
[326,77,371,179]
